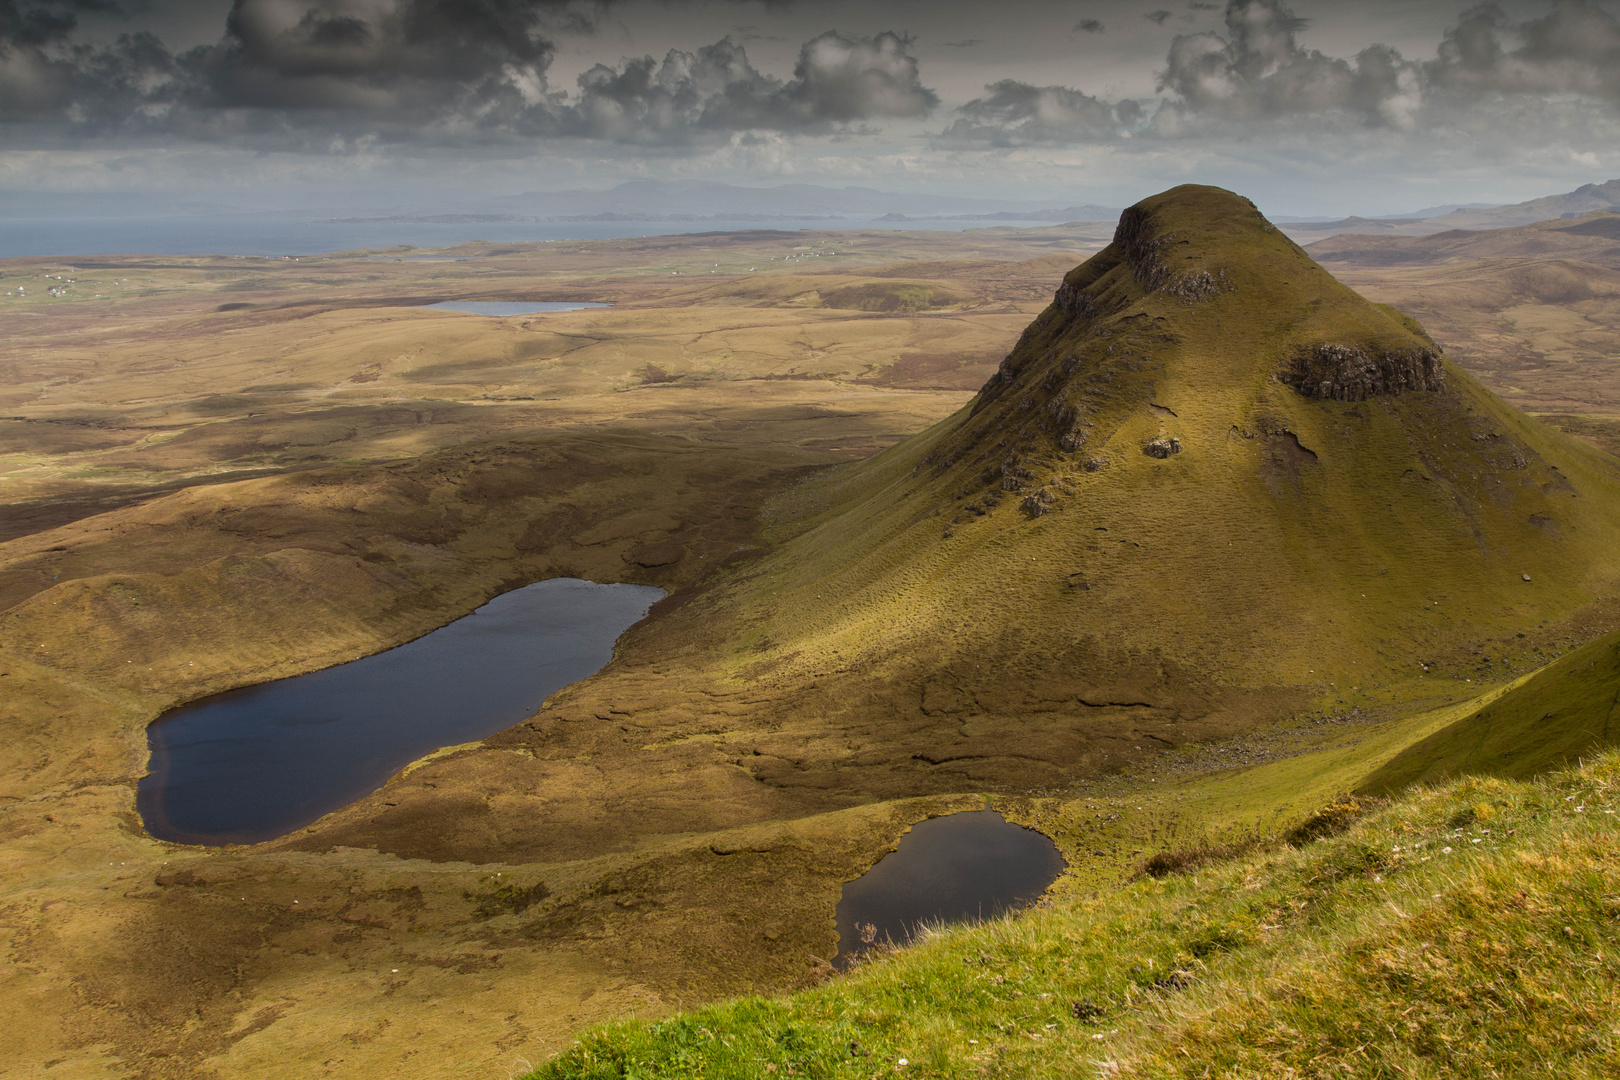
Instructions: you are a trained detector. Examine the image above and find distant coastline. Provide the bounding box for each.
[0,213,1096,259]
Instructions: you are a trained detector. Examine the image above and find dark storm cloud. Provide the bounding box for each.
[942,0,1417,148]
[1,0,126,44]
[180,0,565,121]
[782,30,935,122]
[0,0,935,144]
[938,0,1620,152]
[938,78,1141,146]
[1147,0,1620,135]
[8,0,1620,157]
[565,30,936,142]
[1,1,84,48]
[0,0,577,130]
[0,0,173,122]
[1427,0,1620,100]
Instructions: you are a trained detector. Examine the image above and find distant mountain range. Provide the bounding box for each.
[1281,179,1620,243]
[1304,209,1620,267]
[321,176,1620,238]
[1435,179,1620,228]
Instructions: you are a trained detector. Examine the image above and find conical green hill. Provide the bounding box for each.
[305,185,1620,864]
[630,184,1620,789]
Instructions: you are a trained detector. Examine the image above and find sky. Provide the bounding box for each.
[2,0,1619,217]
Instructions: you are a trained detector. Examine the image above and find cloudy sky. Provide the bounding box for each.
[2,0,1619,216]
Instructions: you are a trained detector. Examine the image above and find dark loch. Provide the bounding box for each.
[421,300,608,316]
[834,810,1066,966]
[138,578,663,846]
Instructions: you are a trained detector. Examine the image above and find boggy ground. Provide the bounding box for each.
[4,208,1620,1079]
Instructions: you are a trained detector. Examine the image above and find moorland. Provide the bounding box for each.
[2,189,1619,1080]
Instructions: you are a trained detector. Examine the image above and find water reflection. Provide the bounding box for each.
[138,578,662,845]
[834,809,1066,966]
[421,301,608,316]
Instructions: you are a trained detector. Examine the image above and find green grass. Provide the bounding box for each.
[529,751,1620,1080]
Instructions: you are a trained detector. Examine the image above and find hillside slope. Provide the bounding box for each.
[530,750,1620,1080]
[1429,177,1620,230]
[1361,628,1620,793]
[299,184,1620,873]
[1306,211,1620,268]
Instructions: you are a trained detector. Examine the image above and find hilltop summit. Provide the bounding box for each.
[924,185,1457,521]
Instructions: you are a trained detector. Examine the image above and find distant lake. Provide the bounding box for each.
[834,810,1066,966]
[0,215,1070,258]
[422,301,608,316]
[137,578,663,846]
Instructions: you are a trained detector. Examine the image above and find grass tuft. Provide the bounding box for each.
[1282,795,1385,847]
[1134,838,1260,879]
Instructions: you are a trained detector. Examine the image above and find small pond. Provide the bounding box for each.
[835,810,1067,966]
[137,578,663,846]
[421,300,609,316]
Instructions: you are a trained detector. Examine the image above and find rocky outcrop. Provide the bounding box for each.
[1021,488,1055,517]
[1143,436,1182,459]
[1113,206,1231,303]
[1282,344,1444,402]
[1162,268,1230,302]
[1114,205,1173,291]
[1052,279,1099,318]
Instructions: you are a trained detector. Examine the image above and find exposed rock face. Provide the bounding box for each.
[1162,268,1230,301]
[1052,279,1098,318]
[1114,204,1174,291]
[1282,344,1445,401]
[1113,205,1231,302]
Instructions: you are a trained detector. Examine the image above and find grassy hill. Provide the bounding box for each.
[695,183,1620,728]
[300,183,1620,890]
